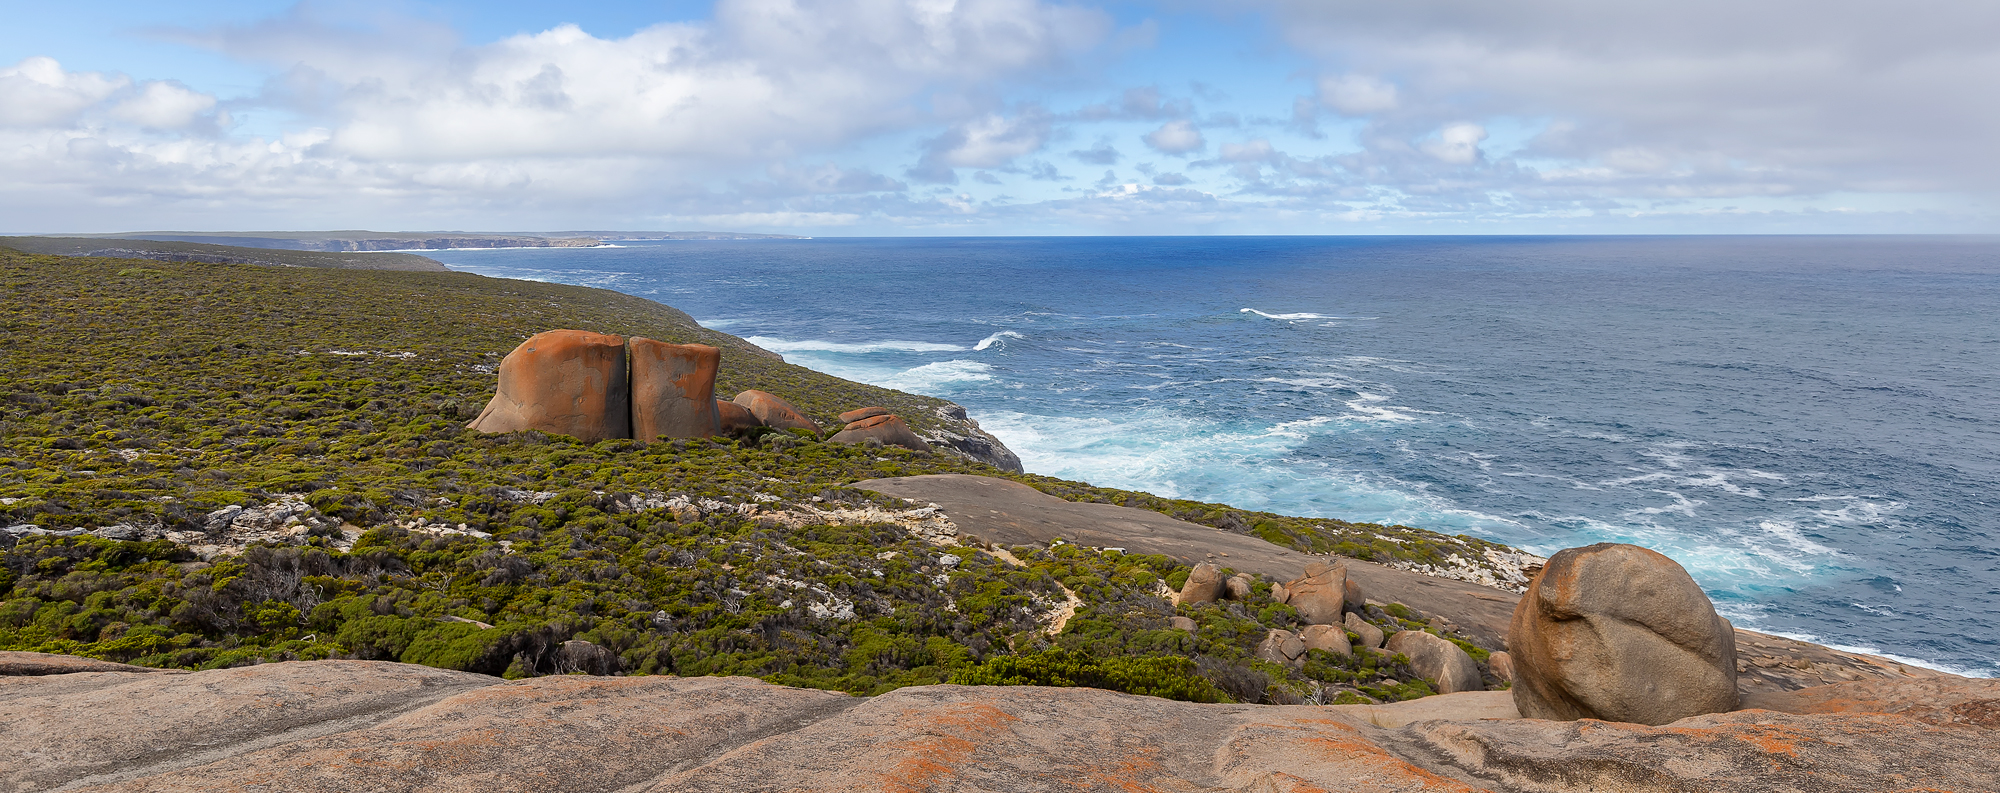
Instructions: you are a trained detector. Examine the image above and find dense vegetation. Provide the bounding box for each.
[0,251,1501,704]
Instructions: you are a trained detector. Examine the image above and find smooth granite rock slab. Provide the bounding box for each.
[71,675,859,793]
[854,474,1956,694]
[648,683,1488,793]
[1386,708,2000,792]
[1,660,498,793]
[0,651,185,676]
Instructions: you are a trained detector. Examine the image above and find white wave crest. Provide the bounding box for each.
[878,360,995,392]
[743,336,967,354]
[1241,308,1330,320]
[974,331,1024,351]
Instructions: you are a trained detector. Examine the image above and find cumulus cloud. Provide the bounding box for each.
[0,58,127,128]
[1252,0,2000,198]
[1418,123,1485,165]
[1143,120,1204,154]
[908,110,1053,183]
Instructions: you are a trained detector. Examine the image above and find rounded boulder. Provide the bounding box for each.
[828,414,931,452]
[1179,562,1224,605]
[735,390,823,433]
[1385,630,1482,695]
[1508,542,1739,725]
[716,400,763,435]
[466,330,630,442]
[1300,624,1351,656]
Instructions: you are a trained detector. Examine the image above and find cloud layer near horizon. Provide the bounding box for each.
[3,0,1996,233]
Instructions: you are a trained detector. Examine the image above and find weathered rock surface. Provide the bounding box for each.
[1256,629,1308,667]
[853,474,1955,695]
[1486,650,1514,683]
[0,651,181,677]
[1224,572,1254,600]
[828,414,932,452]
[6,655,1993,793]
[1167,616,1197,632]
[1179,562,1224,604]
[466,330,630,441]
[915,404,1025,472]
[1284,561,1349,626]
[1300,623,1352,656]
[1348,611,1387,649]
[1386,629,1483,695]
[628,338,721,440]
[715,399,762,435]
[1509,542,1740,725]
[733,390,822,433]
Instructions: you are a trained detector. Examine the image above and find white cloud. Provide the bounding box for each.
[109,81,218,129]
[0,57,127,128]
[1419,123,1485,164]
[1143,119,1204,154]
[1317,73,1397,115]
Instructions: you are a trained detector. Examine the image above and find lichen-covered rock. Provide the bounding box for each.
[1508,542,1739,725]
[466,329,630,441]
[1168,616,1197,632]
[1386,629,1482,695]
[1179,562,1224,604]
[1346,612,1385,649]
[1300,624,1352,656]
[828,414,932,452]
[716,399,762,435]
[629,338,721,440]
[1283,561,1348,626]
[1256,629,1307,667]
[734,390,822,433]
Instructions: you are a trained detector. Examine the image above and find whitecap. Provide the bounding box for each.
[877,360,995,392]
[974,331,1024,351]
[743,335,968,354]
[1241,308,1331,320]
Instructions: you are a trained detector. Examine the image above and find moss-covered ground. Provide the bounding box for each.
[0,251,1501,703]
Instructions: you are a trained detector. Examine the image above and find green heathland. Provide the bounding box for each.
[0,250,1503,704]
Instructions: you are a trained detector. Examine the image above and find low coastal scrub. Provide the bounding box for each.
[0,251,1486,703]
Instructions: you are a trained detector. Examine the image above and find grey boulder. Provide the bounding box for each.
[1385,629,1483,695]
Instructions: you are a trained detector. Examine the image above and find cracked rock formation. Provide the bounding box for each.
[734,390,822,433]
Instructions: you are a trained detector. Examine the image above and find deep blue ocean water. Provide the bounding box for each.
[424,236,2000,677]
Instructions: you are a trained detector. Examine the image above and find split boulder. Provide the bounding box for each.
[838,407,891,423]
[1179,563,1224,605]
[466,330,630,442]
[1283,562,1348,626]
[1507,542,1739,726]
[1256,629,1307,667]
[735,390,822,433]
[1386,630,1482,695]
[629,338,721,440]
[829,414,931,452]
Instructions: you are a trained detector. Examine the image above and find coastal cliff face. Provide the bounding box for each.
[5,653,1995,792]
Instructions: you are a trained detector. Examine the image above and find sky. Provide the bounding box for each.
[3,0,1997,235]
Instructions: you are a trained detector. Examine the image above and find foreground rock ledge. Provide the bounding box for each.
[3,654,1995,792]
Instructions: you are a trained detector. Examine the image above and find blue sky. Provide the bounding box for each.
[4,0,1996,234]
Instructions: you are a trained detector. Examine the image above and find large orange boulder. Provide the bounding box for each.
[629,338,721,440]
[828,414,931,452]
[1282,561,1348,626]
[716,399,762,435]
[1508,543,1739,725]
[838,407,890,423]
[735,390,822,433]
[466,330,630,442]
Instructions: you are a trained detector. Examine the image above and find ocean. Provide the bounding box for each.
[422,236,2000,677]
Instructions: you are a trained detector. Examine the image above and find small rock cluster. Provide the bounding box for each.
[827,407,932,452]
[1174,559,1488,696]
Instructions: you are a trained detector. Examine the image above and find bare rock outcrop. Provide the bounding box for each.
[1178,562,1224,604]
[466,330,631,441]
[1385,629,1483,695]
[1299,624,1352,656]
[828,413,932,452]
[628,338,721,440]
[6,654,1994,792]
[1346,611,1385,650]
[1509,542,1739,725]
[1255,629,1307,667]
[733,390,822,433]
[1281,561,1348,626]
